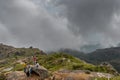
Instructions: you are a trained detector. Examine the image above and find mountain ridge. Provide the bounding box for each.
[58,47,120,73]
[0,43,46,59]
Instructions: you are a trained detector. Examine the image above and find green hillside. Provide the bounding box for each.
[37,52,96,71]
[0,43,45,59]
[35,52,117,75]
[58,48,120,73]
[86,47,120,73]
[0,52,119,80]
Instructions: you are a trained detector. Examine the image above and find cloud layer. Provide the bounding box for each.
[0,0,120,52]
[0,0,83,51]
[55,0,120,47]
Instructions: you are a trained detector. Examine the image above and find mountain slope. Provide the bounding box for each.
[87,47,120,73]
[58,47,120,73]
[0,43,46,59]
[58,48,87,61]
[36,52,118,75]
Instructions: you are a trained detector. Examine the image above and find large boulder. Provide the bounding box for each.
[32,66,49,80]
[6,71,28,80]
[6,66,49,80]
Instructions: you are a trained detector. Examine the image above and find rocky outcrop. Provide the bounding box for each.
[50,70,114,80]
[6,71,26,80]
[0,43,46,59]
[32,66,49,80]
[6,66,49,80]
[50,70,93,80]
[6,71,42,80]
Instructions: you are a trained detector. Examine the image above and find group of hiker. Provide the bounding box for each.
[23,55,40,77]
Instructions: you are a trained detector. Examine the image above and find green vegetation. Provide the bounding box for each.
[93,76,120,80]
[15,48,41,56]
[111,76,120,80]
[37,52,92,71]
[0,52,118,75]
[0,73,6,80]
[13,64,24,71]
[35,52,115,74]
[59,48,120,73]
[0,43,43,60]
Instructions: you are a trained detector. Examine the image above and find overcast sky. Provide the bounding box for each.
[0,0,120,52]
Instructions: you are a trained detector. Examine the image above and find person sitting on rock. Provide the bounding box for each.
[25,65,32,77]
[28,65,32,77]
[22,62,30,77]
[35,62,40,69]
[26,66,29,77]
[22,61,27,73]
[33,55,37,65]
[22,62,32,77]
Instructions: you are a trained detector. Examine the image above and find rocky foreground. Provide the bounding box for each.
[5,69,113,80]
[6,66,49,80]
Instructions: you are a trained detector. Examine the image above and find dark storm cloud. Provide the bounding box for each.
[54,0,120,47]
[56,0,119,34]
[0,0,82,51]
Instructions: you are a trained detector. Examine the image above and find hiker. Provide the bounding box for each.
[33,55,37,65]
[26,67,29,77]
[26,65,32,77]
[35,62,40,69]
[22,62,32,77]
[22,62,27,73]
[28,65,32,77]
[22,62,29,77]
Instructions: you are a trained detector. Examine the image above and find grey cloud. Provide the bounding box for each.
[0,23,11,42]
[80,44,102,53]
[54,0,120,47]
[0,0,83,51]
[1,0,120,52]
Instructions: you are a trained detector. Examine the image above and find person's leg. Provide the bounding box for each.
[29,68,32,76]
[26,72,30,77]
[24,68,28,78]
[24,68,26,73]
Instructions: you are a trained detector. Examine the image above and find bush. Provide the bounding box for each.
[0,74,6,80]
[13,64,24,71]
[72,64,84,70]
[85,70,91,74]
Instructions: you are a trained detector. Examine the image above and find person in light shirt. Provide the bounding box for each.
[35,62,40,67]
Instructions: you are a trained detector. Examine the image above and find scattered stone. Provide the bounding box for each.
[3,67,13,72]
